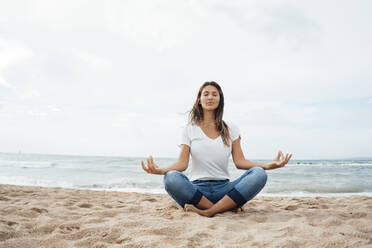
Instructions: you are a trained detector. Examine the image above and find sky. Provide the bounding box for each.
[0,0,371,159]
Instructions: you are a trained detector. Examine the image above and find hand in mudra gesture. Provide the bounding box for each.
[265,151,292,170]
[141,156,165,175]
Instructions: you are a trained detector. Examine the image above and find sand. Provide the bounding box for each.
[0,184,371,248]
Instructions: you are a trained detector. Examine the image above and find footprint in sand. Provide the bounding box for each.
[0,220,17,226]
[0,196,10,201]
[97,210,120,218]
[225,223,247,232]
[78,203,93,208]
[116,235,132,244]
[127,206,141,213]
[322,217,342,226]
[143,197,157,202]
[37,223,59,235]
[187,232,213,247]
[252,215,268,223]
[351,212,367,218]
[31,208,48,213]
[21,190,35,194]
[284,205,298,211]
[277,226,296,235]
[58,224,80,234]
[208,224,217,230]
[146,227,183,236]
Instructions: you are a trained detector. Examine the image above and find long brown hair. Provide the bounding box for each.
[188,81,232,147]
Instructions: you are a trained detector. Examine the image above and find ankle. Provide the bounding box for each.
[204,209,215,218]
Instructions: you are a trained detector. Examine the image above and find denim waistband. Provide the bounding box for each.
[192,179,229,183]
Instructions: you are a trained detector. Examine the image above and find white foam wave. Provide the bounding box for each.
[0,176,74,188]
[292,162,372,167]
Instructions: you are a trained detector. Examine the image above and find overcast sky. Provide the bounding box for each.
[0,0,371,159]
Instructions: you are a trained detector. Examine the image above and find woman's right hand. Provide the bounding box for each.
[141,156,165,175]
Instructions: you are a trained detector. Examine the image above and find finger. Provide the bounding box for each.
[284,153,288,161]
[280,155,288,166]
[287,154,293,162]
[141,161,149,173]
[147,158,154,173]
[275,151,281,160]
[280,151,284,161]
[283,154,292,166]
[279,159,286,167]
[150,156,160,170]
[281,155,289,166]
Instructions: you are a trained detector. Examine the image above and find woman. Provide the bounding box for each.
[141,81,292,217]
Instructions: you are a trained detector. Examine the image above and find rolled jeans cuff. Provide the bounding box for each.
[188,189,203,207]
[227,188,246,208]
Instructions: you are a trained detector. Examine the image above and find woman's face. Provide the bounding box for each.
[200,85,220,111]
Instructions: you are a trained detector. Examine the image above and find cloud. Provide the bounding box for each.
[76,52,112,70]
[27,110,47,117]
[0,0,371,158]
[0,77,11,88]
[15,89,41,100]
[47,105,61,112]
[0,38,33,90]
[104,1,203,52]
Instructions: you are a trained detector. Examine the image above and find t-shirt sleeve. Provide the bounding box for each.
[229,122,241,142]
[179,126,191,147]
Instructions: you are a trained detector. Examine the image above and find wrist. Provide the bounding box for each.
[263,163,271,170]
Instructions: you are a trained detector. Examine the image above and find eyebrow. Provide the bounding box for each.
[203,90,218,93]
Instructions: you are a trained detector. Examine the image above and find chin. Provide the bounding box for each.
[203,106,217,111]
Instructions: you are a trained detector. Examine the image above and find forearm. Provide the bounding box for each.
[236,159,269,170]
[162,161,188,174]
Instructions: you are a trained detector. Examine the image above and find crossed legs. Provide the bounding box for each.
[164,167,267,217]
[186,194,237,217]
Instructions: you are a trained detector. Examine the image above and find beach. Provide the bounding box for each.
[0,184,371,248]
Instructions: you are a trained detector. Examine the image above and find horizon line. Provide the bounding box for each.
[0,151,371,161]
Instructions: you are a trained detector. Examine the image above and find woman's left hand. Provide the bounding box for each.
[264,151,292,170]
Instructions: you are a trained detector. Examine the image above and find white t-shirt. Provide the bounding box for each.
[179,121,241,181]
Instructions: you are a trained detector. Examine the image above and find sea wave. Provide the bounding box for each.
[265,184,370,194]
[0,160,58,168]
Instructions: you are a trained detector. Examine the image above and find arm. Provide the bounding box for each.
[231,138,292,170]
[231,137,267,170]
[162,144,190,173]
[141,144,190,175]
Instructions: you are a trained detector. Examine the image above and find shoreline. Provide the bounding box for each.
[1,183,372,198]
[1,184,371,247]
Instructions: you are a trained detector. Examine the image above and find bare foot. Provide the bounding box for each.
[231,207,244,212]
[184,204,214,217]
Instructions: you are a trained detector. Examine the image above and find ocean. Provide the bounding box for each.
[1,152,371,197]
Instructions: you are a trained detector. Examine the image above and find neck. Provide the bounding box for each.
[201,110,215,126]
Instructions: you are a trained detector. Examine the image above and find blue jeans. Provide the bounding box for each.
[163,167,267,208]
